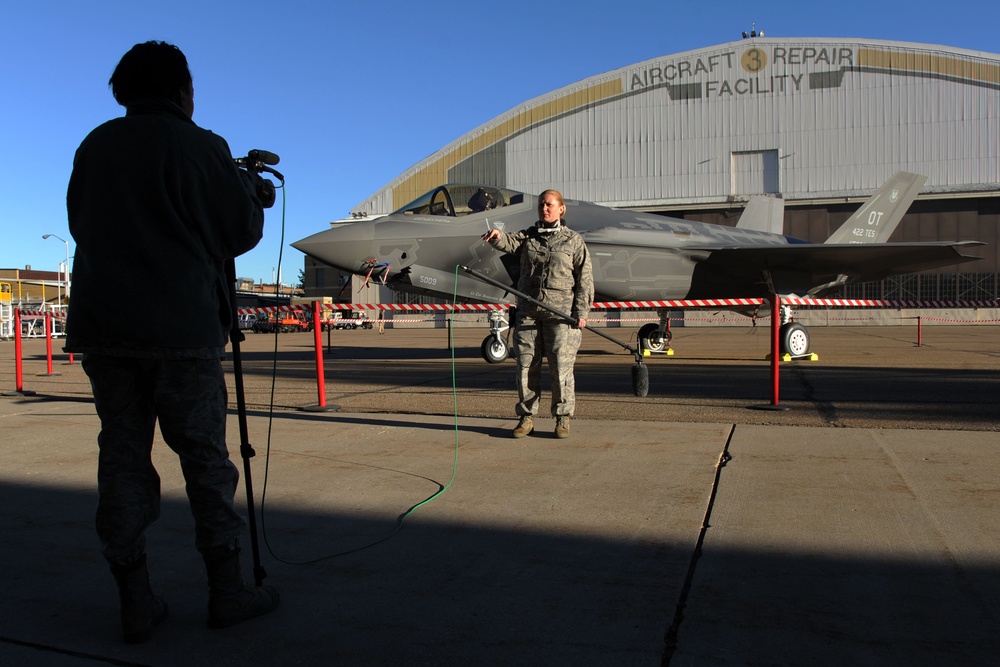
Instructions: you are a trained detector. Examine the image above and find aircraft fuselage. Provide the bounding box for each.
[292,184,798,304]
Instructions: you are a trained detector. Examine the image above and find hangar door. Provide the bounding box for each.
[732,150,779,195]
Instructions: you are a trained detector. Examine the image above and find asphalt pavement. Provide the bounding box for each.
[1,324,998,665]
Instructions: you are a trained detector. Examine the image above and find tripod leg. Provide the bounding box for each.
[226,260,266,586]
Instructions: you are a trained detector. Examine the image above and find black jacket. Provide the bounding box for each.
[66,99,264,356]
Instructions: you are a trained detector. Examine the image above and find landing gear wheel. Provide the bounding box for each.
[481,335,509,364]
[638,322,670,353]
[780,322,810,357]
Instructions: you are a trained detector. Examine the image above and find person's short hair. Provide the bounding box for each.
[109,41,192,107]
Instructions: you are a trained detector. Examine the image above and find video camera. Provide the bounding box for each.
[235,149,282,208]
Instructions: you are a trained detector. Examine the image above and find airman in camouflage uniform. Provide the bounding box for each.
[482,190,594,438]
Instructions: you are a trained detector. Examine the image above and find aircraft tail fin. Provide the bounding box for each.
[735,195,784,234]
[824,172,927,244]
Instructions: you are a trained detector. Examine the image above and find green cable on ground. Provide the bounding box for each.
[253,238,460,564]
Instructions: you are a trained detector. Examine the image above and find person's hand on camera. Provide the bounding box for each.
[256,177,276,209]
[240,169,276,208]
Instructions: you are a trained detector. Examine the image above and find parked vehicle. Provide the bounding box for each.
[331,313,373,330]
[280,311,312,333]
[251,313,278,334]
[251,311,312,333]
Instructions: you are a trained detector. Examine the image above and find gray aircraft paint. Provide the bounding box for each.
[293,174,981,304]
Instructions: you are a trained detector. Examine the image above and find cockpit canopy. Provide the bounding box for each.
[392,184,527,218]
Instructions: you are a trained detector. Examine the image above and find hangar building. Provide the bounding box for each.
[312,37,1000,304]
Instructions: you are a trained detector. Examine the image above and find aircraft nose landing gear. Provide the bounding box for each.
[480,310,511,363]
[638,309,673,354]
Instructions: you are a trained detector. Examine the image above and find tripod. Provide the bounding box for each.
[226,259,266,586]
[226,149,281,585]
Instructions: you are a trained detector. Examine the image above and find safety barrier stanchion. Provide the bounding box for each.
[752,296,789,411]
[41,313,60,377]
[326,305,333,354]
[302,300,338,412]
[771,296,780,405]
[916,315,923,347]
[3,309,36,397]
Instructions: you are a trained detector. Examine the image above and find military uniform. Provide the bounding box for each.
[488,221,594,418]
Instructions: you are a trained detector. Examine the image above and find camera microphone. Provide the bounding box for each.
[235,149,284,186]
[248,149,280,165]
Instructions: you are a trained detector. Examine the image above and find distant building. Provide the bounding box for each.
[0,268,297,311]
[234,276,303,308]
[0,267,68,305]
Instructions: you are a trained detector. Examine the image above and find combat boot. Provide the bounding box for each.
[555,416,571,439]
[110,554,168,644]
[512,415,533,438]
[202,544,280,628]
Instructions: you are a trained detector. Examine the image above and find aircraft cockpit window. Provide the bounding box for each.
[393,184,525,218]
[429,186,453,216]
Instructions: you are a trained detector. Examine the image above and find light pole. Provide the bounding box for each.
[42,234,71,302]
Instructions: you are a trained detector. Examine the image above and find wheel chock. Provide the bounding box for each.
[779,352,819,362]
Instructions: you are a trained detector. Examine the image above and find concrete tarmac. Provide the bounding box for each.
[1,325,998,665]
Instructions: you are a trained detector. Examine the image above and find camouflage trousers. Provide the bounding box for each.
[82,355,244,566]
[513,316,583,417]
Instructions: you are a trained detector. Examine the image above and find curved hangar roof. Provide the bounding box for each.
[353,37,1000,217]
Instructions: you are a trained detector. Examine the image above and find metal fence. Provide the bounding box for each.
[840,272,998,302]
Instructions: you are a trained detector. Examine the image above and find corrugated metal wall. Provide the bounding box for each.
[501,40,1000,205]
[354,38,998,214]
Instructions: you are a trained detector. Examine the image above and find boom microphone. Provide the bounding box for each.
[235,149,284,183]
[247,149,280,165]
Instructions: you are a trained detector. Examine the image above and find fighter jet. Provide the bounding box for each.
[292,174,983,362]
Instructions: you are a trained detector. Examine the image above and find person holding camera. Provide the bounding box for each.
[66,41,278,643]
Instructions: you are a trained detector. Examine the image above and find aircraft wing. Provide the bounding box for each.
[685,241,985,297]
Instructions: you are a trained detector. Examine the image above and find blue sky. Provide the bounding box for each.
[2,0,997,285]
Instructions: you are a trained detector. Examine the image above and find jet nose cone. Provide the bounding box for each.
[292,222,376,273]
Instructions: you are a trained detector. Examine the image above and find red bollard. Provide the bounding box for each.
[302,301,338,412]
[4,309,36,396]
[14,309,24,391]
[312,303,326,406]
[41,314,60,376]
[752,296,788,411]
[770,296,780,406]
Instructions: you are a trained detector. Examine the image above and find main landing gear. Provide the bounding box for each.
[635,306,811,357]
[477,305,812,362]
[777,305,811,357]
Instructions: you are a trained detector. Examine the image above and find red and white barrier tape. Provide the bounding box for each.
[235,298,1000,316]
[13,310,66,318]
[781,298,1000,308]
